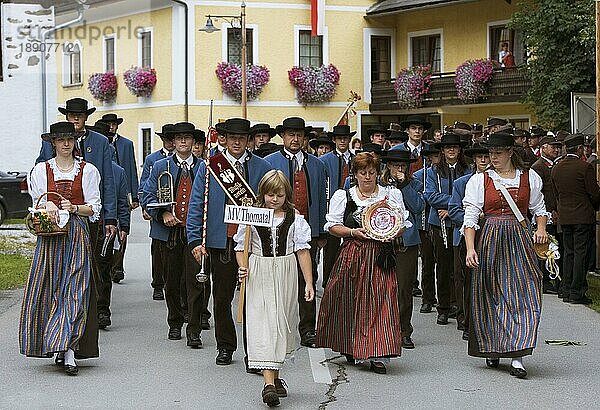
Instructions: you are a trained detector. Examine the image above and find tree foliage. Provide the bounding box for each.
[510,0,595,130]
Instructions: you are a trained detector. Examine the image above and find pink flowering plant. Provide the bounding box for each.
[215,62,270,101]
[288,64,340,104]
[123,66,157,98]
[393,65,432,109]
[88,72,117,103]
[455,59,500,103]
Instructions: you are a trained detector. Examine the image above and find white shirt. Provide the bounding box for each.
[161,148,173,157]
[406,141,422,156]
[28,158,102,223]
[325,185,412,232]
[224,149,248,166]
[336,149,351,163]
[175,154,194,168]
[284,148,305,166]
[233,214,312,255]
[461,169,548,233]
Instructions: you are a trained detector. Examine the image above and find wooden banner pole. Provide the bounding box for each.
[236,226,251,323]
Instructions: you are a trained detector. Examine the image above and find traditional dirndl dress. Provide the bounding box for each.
[462,169,546,358]
[234,210,312,370]
[19,159,101,359]
[316,186,410,361]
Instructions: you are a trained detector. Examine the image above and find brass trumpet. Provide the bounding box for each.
[147,161,176,213]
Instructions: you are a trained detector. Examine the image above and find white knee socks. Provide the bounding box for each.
[511,357,524,370]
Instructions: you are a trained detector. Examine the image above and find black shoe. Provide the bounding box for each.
[448,305,459,319]
[510,366,527,378]
[457,321,466,331]
[168,328,182,340]
[562,297,571,303]
[420,303,433,313]
[370,361,387,374]
[344,354,355,364]
[462,330,469,341]
[437,313,449,325]
[402,336,415,349]
[246,366,262,374]
[412,287,422,297]
[543,285,558,295]
[201,316,211,330]
[64,363,78,376]
[152,288,164,301]
[98,313,111,329]
[186,332,202,348]
[112,269,124,283]
[569,296,593,305]
[274,378,288,398]
[54,353,65,367]
[301,331,316,348]
[216,349,233,365]
[262,384,280,407]
[486,358,499,368]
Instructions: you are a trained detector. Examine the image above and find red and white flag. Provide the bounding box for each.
[311,0,325,37]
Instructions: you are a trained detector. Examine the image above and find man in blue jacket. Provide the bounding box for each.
[145,122,206,349]
[100,113,140,283]
[139,124,175,301]
[448,142,489,341]
[265,117,327,348]
[188,118,271,366]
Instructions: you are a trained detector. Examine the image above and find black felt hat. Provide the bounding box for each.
[484,132,515,148]
[221,118,251,135]
[464,142,489,157]
[250,123,276,137]
[539,136,562,147]
[276,117,312,135]
[41,122,84,141]
[452,121,472,136]
[421,142,440,156]
[357,143,384,154]
[366,125,391,137]
[529,125,546,138]
[400,116,432,130]
[58,98,96,116]
[309,135,336,150]
[485,117,508,128]
[87,120,111,137]
[388,130,409,142]
[513,128,530,139]
[564,133,585,148]
[254,143,282,158]
[156,124,175,138]
[327,124,357,138]
[380,148,417,164]
[100,113,124,125]
[434,133,469,148]
[165,122,206,143]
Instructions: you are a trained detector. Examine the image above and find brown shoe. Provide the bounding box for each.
[262,384,280,407]
[274,378,288,397]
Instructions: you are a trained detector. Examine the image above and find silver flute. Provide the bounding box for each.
[437,172,449,249]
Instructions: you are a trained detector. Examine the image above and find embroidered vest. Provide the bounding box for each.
[293,168,309,219]
[175,168,192,226]
[46,161,85,206]
[483,171,530,217]
[255,210,295,257]
[410,156,423,174]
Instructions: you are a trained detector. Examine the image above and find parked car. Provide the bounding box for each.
[0,170,31,225]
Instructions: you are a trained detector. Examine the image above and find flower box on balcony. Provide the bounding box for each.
[288,64,340,105]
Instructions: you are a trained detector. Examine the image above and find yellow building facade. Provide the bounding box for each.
[53,0,534,161]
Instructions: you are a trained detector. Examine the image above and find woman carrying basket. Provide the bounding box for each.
[19,122,101,375]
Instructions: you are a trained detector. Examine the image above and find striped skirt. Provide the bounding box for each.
[468,216,542,358]
[316,239,401,360]
[19,216,97,358]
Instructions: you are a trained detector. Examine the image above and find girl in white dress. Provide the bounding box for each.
[236,170,314,407]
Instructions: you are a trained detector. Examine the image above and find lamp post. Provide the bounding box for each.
[199,2,247,119]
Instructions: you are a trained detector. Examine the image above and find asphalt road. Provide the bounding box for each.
[1,212,599,409]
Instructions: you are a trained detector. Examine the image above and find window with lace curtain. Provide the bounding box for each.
[410,33,441,73]
[489,24,525,67]
[299,30,323,68]
[227,28,253,65]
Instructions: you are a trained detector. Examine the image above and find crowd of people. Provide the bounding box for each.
[17,97,600,407]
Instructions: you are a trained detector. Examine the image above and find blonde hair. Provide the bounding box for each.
[256,170,294,211]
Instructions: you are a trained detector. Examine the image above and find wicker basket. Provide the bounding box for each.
[25,192,70,237]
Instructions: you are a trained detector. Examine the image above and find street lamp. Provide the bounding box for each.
[199,2,247,119]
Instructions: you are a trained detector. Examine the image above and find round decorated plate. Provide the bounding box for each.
[361,197,404,241]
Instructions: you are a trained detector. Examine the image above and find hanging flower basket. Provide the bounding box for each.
[455,59,500,103]
[393,65,432,109]
[123,66,157,98]
[288,64,340,104]
[87,71,117,103]
[215,62,270,101]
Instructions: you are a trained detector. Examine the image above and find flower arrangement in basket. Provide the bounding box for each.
[88,72,117,103]
[123,66,157,98]
[454,59,500,103]
[393,65,432,109]
[215,62,270,101]
[288,64,340,104]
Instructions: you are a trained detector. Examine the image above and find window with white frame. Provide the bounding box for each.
[298,30,323,68]
[104,36,115,72]
[63,42,82,86]
[410,33,441,72]
[227,28,253,65]
[140,30,152,68]
[489,24,525,67]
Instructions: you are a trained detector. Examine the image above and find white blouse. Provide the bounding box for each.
[325,185,412,232]
[462,168,549,232]
[28,158,102,223]
[234,213,312,256]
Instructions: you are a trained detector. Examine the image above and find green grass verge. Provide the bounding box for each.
[0,254,31,289]
[588,274,600,313]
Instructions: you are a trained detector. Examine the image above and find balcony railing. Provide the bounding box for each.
[370,67,531,112]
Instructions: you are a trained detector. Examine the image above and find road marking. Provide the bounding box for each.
[309,348,333,384]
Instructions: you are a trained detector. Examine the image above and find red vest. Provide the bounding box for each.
[340,161,349,189]
[46,161,85,206]
[483,171,530,216]
[410,156,423,174]
[175,170,192,226]
[293,169,309,219]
